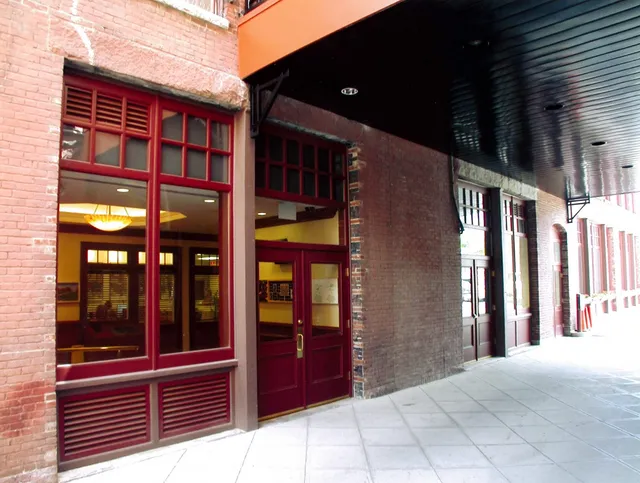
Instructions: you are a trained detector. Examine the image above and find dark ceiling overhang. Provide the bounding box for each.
[245,0,640,199]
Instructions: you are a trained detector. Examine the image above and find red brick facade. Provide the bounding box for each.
[1,0,243,480]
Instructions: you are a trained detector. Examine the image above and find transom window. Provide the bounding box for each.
[459,185,489,228]
[255,128,347,204]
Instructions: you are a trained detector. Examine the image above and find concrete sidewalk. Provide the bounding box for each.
[61,315,640,483]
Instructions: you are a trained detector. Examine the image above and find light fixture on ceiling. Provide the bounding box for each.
[116,188,130,193]
[341,87,358,96]
[204,199,216,203]
[591,141,607,147]
[622,164,634,169]
[257,212,267,216]
[467,39,484,47]
[85,205,132,232]
[60,204,186,228]
[544,102,564,111]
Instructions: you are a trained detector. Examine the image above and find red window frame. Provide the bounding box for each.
[57,75,234,381]
[255,124,347,208]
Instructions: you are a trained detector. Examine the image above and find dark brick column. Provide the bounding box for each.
[348,145,365,398]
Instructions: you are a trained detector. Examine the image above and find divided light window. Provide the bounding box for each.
[459,184,490,257]
[56,75,233,380]
[255,129,347,204]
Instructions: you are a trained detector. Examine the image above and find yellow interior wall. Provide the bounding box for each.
[311,263,340,328]
[258,262,293,324]
[258,261,341,328]
[256,213,339,244]
[56,231,217,349]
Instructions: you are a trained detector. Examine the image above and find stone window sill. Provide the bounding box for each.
[153,0,230,30]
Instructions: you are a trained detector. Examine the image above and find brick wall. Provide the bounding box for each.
[271,97,463,397]
[527,190,578,342]
[1,0,243,480]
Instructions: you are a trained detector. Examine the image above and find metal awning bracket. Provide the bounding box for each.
[250,69,290,138]
[566,194,590,223]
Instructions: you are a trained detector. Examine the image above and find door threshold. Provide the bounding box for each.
[259,395,352,423]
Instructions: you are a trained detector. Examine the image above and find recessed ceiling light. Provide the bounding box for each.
[468,39,484,47]
[622,164,634,169]
[544,102,564,111]
[341,87,358,96]
[116,188,129,193]
[204,199,216,203]
[257,212,267,216]
[591,141,607,147]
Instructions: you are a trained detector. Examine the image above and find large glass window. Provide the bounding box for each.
[158,185,227,353]
[56,172,148,365]
[503,197,530,315]
[56,76,233,379]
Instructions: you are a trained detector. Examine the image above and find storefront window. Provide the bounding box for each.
[56,76,233,379]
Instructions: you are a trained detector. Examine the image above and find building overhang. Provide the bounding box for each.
[240,0,640,200]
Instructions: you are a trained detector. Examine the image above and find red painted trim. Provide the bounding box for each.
[256,240,348,252]
[158,174,232,192]
[59,160,151,181]
[58,384,151,461]
[157,347,235,369]
[256,188,345,208]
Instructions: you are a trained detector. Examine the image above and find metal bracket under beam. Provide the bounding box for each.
[566,195,590,223]
[249,70,290,139]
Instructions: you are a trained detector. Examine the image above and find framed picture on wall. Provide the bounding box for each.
[57,282,79,303]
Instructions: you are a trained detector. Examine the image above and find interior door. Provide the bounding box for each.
[304,251,350,406]
[461,259,476,362]
[552,232,564,337]
[256,248,303,418]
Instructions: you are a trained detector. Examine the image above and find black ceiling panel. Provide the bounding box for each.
[247,0,640,199]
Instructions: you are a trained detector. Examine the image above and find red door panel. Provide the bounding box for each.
[256,248,303,418]
[305,251,350,406]
[257,247,351,419]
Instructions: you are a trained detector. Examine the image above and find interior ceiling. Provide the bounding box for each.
[59,173,324,234]
[247,0,640,199]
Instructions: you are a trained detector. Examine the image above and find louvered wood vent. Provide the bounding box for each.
[159,373,230,439]
[64,86,92,122]
[60,387,150,461]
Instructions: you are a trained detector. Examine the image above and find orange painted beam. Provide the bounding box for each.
[239,0,404,79]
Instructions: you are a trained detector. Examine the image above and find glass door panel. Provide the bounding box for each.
[310,263,341,338]
[258,262,295,343]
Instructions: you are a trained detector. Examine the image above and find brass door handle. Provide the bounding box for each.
[297,333,304,358]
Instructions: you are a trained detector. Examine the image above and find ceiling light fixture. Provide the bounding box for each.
[85,205,132,232]
[204,199,216,203]
[591,141,607,147]
[116,188,130,193]
[622,164,634,169]
[544,102,564,111]
[341,87,358,96]
[468,39,484,47]
[257,212,267,216]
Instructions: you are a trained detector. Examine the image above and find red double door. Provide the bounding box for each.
[257,247,351,419]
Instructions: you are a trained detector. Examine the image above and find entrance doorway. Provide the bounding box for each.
[256,246,351,419]
[462,258,493,362]
[552,229,564,337]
